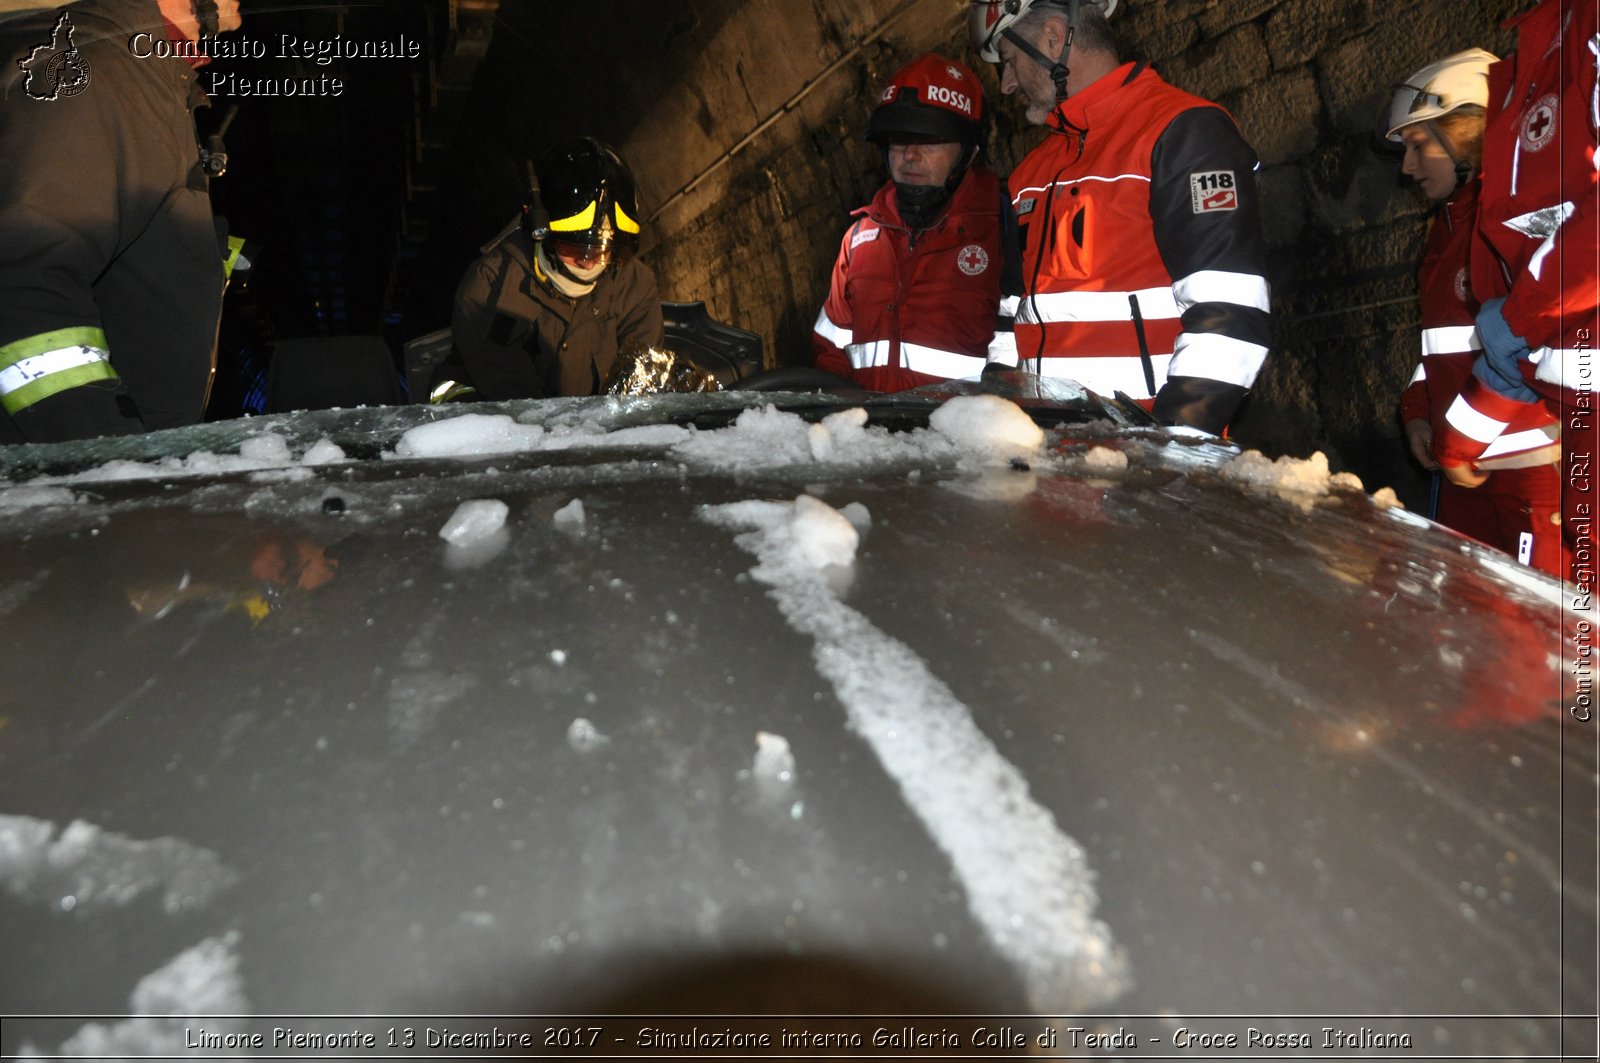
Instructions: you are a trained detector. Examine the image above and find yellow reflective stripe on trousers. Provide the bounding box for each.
[0,327,116,415]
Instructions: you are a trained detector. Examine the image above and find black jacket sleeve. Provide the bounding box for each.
[1148,106,1272,434]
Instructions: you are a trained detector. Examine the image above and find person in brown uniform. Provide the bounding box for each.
[442,137,663,400]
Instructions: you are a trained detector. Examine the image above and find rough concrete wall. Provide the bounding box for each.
[621,0,1529,505]
[623,0,965,380]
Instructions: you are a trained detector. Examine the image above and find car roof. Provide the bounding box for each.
[0,389,1587,1051]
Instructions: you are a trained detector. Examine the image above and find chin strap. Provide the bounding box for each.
[534,243,599,299]
[1424,119,1473,197]
[1000,0,1081,135]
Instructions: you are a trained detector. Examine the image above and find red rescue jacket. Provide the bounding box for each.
[1475,0,1600,382]
[1402,180,1559,460]
[1439,0,1600,462]
[813,166,1004,392]
[1004,62,1270,434]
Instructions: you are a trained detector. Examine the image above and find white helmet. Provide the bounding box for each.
[1385,48,1497,141]
[967,0,1117,64]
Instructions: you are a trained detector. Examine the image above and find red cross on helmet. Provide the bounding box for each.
[866,54,985,147]
[967,0,1118,64]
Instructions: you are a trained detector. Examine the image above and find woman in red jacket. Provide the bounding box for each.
[812,55,1010,392]
[1389,49,1566,578]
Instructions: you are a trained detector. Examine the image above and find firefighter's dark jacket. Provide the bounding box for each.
[0,0,222,443]
[450,224,665,399]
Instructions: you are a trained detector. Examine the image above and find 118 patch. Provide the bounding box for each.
[1190,170,1237,213]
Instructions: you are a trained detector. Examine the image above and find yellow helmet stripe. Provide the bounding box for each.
[548,200,597,232]
[615,201,641,234]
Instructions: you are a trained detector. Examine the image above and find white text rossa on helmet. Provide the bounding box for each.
[1385,48,1497,141]
[967,0,1118,64]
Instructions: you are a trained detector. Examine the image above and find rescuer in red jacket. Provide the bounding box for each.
[812,55,1012,392]
[1388,49,1567,578]
[968,0,1271,436]
[1434,0,1599,588]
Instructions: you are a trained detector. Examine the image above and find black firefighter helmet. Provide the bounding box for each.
[523,137,642,282]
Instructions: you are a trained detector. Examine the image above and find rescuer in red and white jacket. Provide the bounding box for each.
[968,0,1271,436]
[1389,50,1566,576]
[812,55,1011,392]
[1433,0,1599,586]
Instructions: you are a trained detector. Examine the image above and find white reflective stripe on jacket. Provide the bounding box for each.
[1169,331,1267,389]
[1014,285,1179,325]
[0,345,114,406]
[1482,423,1562,459]
[1172,270,1271,313]
[1444,393,1511,443]
[1420,325,1482,357]
[1532,345,1598,390]
[813,307,851,349]
[847,339,987,380]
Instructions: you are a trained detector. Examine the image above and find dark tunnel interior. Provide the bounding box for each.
[206,0,745,357]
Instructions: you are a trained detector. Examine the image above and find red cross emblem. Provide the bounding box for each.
[1521,95,1559,152]
[957,244,990,276]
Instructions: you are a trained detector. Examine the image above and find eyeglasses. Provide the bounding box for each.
[551,241,611,270]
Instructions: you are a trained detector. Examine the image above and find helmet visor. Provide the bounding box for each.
[547,236,635,272]
[544,210,638,271]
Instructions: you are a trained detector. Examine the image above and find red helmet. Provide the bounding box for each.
[866,54,985,146]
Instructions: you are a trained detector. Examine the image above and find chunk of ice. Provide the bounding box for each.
[238,434,292,463]
[553,498,586,533]
[300,438,347,466]
[438,499,510,547]
[790,494,859,570]
[928,395,1045,461]
[567,717,611,752]
[0,814,237,914]
[22,933,248,1059]
[395,414,546,458]
[752,731,795,785]
[1082,446,1129,472]
[838,501,872,535]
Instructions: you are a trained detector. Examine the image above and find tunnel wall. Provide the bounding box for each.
[617,0,1527,504]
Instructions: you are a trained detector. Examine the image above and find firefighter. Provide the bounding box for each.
[1434,0,1599,588]
[1388,49,1567,577]
[812,54,1015,391]
[442,137,664,401]
[0,0,243,444]
[968,0,1271,435]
